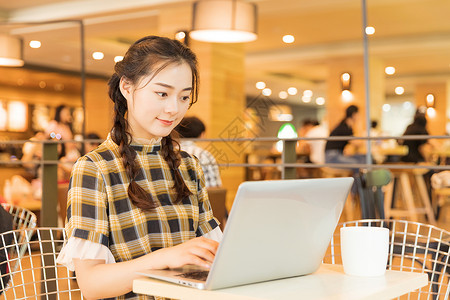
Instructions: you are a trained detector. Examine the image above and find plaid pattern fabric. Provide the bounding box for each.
[180,141,222,188]
[65,134,219,300]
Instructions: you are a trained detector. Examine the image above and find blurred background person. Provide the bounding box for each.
[176,116,222,187]
[45,105,75,157]
[400,112,438,163]
[325,105,365,168]
[21,130,46,181]
[84,132,102,154]
[305,120,328,165]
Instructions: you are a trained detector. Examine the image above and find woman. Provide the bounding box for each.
[57,36,221,299]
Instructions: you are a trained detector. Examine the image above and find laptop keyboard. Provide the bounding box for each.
[176,270,209,281]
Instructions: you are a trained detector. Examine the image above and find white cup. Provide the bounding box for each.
[340,226,389,277]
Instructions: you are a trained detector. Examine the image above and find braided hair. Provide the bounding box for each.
[108,36,199,211]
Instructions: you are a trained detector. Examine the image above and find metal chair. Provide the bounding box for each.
[0,204,37,232]
[0,228,82,299]
[324,219,450,299]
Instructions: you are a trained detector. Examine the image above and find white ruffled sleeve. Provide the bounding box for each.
[56,237,116,271]
[203,226,223,243]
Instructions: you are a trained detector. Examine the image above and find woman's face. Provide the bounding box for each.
[60,107,72,124]
[121,62,193,140]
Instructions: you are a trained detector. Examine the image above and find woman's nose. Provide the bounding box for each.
[164,97,178,114]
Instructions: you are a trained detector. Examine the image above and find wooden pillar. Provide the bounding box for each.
[85,78,112,138]
[415,83,447,135]
[326,55,385,136]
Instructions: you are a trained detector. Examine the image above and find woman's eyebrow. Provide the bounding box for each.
[154,82,192,91]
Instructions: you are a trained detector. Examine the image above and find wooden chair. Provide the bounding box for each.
[324,219,450,299]
[0,228,81,299]
[384,167,436,225]
[207,187,227,230]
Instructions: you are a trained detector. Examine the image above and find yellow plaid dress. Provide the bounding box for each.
[65,134,219,300]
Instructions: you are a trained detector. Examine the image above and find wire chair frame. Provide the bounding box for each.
[0,204,37,274]
[0,228,81,299]
[324,219,450,300]
[1,204,37,232]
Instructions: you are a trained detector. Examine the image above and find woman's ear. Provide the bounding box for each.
[119,76,133,100]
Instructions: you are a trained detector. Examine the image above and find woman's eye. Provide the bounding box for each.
[181,96,191,101]
[156,92,168,97]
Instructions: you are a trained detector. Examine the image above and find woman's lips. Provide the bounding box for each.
[157,118,174,126]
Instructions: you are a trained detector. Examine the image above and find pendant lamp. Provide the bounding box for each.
[0,34,24,67]
[190,0,257,43]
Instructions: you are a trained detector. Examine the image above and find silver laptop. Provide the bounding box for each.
[137,177,354,290]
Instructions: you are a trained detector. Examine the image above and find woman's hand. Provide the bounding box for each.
[151,237,219,269]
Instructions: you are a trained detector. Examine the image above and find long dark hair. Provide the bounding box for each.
[108,36,199,211]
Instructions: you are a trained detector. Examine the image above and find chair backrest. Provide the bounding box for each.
[207,187,227,230]
[0,204,37,231]
[324,219,450,299]
[0,227,82,299]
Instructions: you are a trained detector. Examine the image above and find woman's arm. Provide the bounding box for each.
[74,236,218,299]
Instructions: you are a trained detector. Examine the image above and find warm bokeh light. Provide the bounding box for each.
[29,40,41,48]
[282,35,295,44]
[256,81,266,89]
[279,91,288,99]
[302,95,311,103]
[383,104,391,112]
[341,73,351,81]
[427,107,436,118]
[303,90,313,97]
[385,66,396,75]
[262,88,272,96]
[365,26,375,35]
[114,56,124,63]
[287,87,297,95]
[315,97,325,105]
[341,90,353,102]
[395,86,404,95]
[8,101,28,132]
[92,52,104,60]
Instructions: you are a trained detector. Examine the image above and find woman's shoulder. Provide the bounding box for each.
[76,139,120,166]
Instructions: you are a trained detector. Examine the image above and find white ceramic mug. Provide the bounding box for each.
[340,226,389,276]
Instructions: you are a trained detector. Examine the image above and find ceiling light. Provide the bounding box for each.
[341,90,353,102]
[303,90,313,97]
[282,35,295,44]
[394,86,404,95]
[279,91,288,99]
[92,52,104,60]
[315,97,325,105]
[287,87,297,95]
[0,34,24,67]
[190,0,257,43]
[175,31,186,40]
[114,56,124,63]
[426,107,436,118]
[255,81,266,89]
[302,95,311,103]
[365,26,375,35]
[385,66,395,75]
[382,104,391,112]
[29,40,41,49]
[262,88,272,96]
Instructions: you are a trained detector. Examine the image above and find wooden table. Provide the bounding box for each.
[133,264,428,300]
